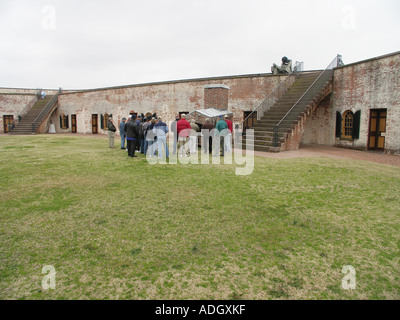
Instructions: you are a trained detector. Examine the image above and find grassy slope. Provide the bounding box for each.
[0,135,399,300]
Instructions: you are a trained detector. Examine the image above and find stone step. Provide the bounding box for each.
[256,118,298,124]
[241,69,333,153]
[241,143,280,153]
[252,132,286,138]
[252,125,295,132]
[253,118,301,126]
[11,95,57,135]
[244,138,285,146]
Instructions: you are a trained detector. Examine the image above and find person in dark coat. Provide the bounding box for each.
[142,116,152,155]
[136,115,143,151]
[124,115,139,158]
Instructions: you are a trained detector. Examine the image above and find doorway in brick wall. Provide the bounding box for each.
[368,109,387,151]
[243,111,257,130]
[3,115,14,133]
[92,114,98,134]
[71,115,77,133]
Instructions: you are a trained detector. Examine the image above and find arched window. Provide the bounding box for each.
[342,110,354,138]
[336,110,361,140]
[60,114,69,129]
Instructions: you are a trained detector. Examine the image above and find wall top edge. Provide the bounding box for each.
[204,84,230,90]
[0,93,36,96]
[334,50,400,70]
[3,70,321,95]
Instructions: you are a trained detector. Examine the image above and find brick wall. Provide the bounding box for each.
[333,52,400,154]
[45,74,293,135]
[4,51,398,154]
[204,85,229,110]
[301,94,335,146]
[0,94,36,133]
[281,92,334,152]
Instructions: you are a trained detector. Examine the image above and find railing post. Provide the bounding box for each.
[294,61,304,73]
[273,126,279,147]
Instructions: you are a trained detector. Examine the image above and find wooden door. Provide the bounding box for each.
[71,115,77,133]
[92,114,98,134]
[244,111,257,130]
[3,115,14,133]
[368,109,387,151]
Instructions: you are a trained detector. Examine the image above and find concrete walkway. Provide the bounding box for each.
[249,144,400,168]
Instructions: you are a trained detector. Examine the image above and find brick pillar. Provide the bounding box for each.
[204,85,230,110]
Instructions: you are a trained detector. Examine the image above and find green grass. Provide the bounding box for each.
[0,135,399,300]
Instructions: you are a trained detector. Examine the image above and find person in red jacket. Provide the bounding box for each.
[224,115,233,153]
[177,114,191,157]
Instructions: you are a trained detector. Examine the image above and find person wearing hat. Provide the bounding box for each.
[124,115,139,158]
[107,115,117,148]
[119,117,127,149]
[214,115,228,157]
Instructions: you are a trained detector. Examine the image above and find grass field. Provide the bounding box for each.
[0,135,399,300]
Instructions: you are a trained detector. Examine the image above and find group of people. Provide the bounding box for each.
[107,113,234,159]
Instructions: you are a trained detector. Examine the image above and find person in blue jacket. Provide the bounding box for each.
[119,117,127,149]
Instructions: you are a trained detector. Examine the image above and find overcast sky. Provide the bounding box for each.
[1,0,399,90]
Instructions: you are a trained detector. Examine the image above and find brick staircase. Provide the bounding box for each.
[243,70,334,152]
[10,95,58,135]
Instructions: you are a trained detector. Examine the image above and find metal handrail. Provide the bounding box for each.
[273,55,341,147]
[237,68,298,132]
[32,94,58,133]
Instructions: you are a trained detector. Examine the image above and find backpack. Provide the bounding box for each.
[139,122,146,138]
[142,122,150,139]
[108,121,116,132]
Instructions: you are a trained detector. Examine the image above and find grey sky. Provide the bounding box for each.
[1,0,399,90]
